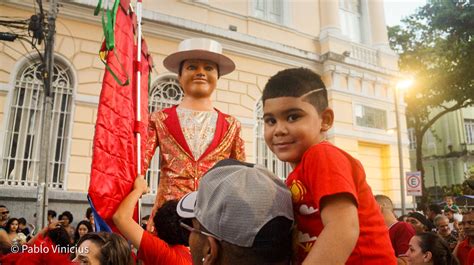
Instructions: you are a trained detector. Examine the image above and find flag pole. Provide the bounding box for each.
[136,0,143,221]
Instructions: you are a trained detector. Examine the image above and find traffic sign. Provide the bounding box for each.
[406,171,422,196]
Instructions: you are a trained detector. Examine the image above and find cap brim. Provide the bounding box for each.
[177,191,198,218]
[163,50,235,76]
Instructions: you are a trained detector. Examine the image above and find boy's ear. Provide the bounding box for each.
[320,108,334,132]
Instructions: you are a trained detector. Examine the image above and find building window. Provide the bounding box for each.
[408,128,417,150]
[146,74,184,194]
[339,0,362,43]
[255,100,291,180]
[1,60,73,189]
[253,0,284,24]
[465,119,474,144]
[354,104,387,130]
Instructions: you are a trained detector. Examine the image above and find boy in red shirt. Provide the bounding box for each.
[262,68,396,264]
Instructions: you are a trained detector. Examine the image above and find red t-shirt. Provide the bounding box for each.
[286,142,396,264]
[138,231,192,265]
[467,247,474,265]
[457,239,472,265]
[388,221,415,256]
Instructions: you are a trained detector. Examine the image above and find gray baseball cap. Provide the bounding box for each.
[177,159,294,248]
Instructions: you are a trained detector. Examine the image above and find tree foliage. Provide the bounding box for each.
[388,0,474,197]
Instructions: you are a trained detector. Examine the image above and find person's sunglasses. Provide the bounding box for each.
[179,221,221,241]
[1,211,9,214]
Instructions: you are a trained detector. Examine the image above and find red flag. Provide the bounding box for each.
[88,0,150,233]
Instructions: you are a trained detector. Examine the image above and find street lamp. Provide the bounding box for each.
[394,79,413,215]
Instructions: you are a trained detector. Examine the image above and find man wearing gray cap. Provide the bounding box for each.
[177,159,294,265]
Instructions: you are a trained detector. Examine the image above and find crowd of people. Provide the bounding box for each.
[1,37,474,265]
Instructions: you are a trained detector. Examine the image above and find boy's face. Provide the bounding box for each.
[263,96,333,167]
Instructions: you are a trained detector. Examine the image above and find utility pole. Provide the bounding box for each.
[35,0,57,231]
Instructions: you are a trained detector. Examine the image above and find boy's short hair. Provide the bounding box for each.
[262,67,328,113]
[48,210,57,218]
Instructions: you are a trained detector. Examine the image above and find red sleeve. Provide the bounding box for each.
[137,231,192,265]
[301,144,359,208]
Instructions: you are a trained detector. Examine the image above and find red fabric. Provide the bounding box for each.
[457,239,472,265]
[89,2,150,233]
[138,231,192,265]
[389,221,415,257]
[286,142,396,265]
[467,247,474,265]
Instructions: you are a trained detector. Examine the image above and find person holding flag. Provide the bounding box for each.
[143,38,246,231]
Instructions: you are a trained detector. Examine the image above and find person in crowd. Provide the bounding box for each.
[1,220,71,265]
[72,232,133,265]
[262,67,395,264]
[426,204,442,227]
[73,220,93,245]
[0,229,11,256]
[85,207,95,231]
[177,159,294,265]
[17,218,31,238]
[454,211,474,265]
[407,212,435,233]
[444,196,461,214]
[5,218,26,247]
[375,194,415,264]
[445,207,460,232]
[47,210,57,225]
[406,232,459,265]
[59,211,75,242]
[113,176,191,265]
[142,38,246,231]
[0,205,10,228]
[434,214,458,252]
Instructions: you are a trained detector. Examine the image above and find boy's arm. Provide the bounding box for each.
[302,193,359,265]
[113,176,148,249]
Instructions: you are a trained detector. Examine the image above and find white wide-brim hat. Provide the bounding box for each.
[163,38,235,76]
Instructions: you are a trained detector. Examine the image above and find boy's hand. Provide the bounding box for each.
[134,175,149,195]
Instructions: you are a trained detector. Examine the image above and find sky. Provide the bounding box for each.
[383,0,427,26]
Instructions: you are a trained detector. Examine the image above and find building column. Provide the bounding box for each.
[320,0,342,37]
[367,0,390,50]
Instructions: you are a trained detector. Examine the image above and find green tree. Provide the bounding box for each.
[388,0,474,201]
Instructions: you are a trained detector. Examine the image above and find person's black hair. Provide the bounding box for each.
[17,218,27,226]
[85,207,92,219]
[0,205,6,208]
[397,214,407,222]
[60,211,73,223]
[74,220,93,243]
[46,226,71,248]
[262,67,328,113]
[416,232,459,265]
[428,204,442,215]
[5,218,19,233]
[153,200,188,246]
[141,215,150,221]
[48,210,57,218]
